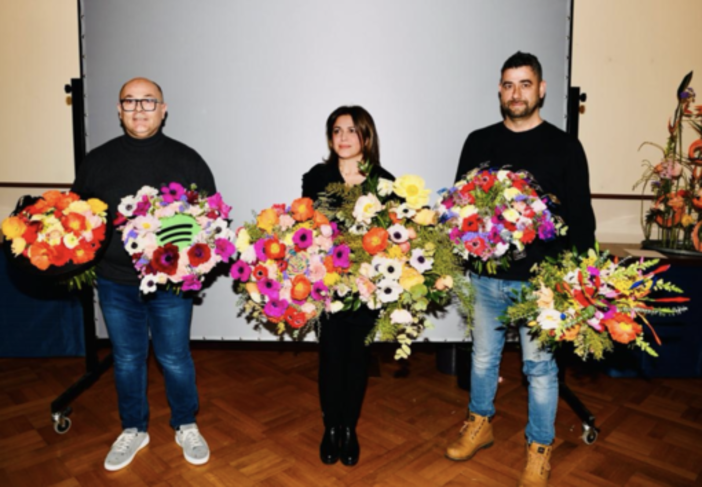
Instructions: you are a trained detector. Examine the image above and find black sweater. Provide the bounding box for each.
[72,131,216,285]
[455,121,596,281]
[301,162,395,200]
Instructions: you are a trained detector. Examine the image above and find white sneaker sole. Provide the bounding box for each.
[104,433,150,472]
[175,436,210,465]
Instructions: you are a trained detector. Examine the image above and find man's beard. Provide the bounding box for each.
[501,99,539,120]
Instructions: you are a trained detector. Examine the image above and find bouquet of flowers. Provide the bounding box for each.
[503,245,688,360]
[2,190,109,288]
[319,172,468,359]
[230,197,348,336]
[436,166,566,274]
[634,71,702,253]
[118,182,235,294]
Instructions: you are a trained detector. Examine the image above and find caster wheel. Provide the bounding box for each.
[581,423,598,445]
[52,407,73,435]
[53,416,72,434]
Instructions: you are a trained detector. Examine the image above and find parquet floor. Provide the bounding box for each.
[1,343,701,486]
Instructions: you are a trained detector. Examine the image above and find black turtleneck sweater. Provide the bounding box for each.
[455,121,596,282]
[72,131,216,285]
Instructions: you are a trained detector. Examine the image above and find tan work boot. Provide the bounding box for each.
[518,441,552,486]
[445,412,493,461]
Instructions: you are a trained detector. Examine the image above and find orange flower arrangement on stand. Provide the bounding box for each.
[635,72,702,253]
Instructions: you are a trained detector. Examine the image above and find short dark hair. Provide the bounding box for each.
[324,105,381,168]
[501,52,542,82]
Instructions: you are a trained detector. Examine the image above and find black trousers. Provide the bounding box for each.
[317,309,376,428]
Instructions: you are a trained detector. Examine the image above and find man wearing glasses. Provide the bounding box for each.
[73,77,215,471]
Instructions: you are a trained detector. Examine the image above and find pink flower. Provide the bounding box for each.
[230,260,251,281]
[356,275,376,300]
[182,274,202,291]
[308,257,327,282]
[207,193,232,218]
[161,182,186,203]
[293,228,313,249]
[215,238,235,261]
[311,281,329,301]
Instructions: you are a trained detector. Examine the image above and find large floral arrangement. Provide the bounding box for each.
[634,72,702,252]
[2,190,108,288]
[118,182,235,294]
[437,166,566,274]
[319,172,469,359]
[230,197,347,335]
[503,245,688,360]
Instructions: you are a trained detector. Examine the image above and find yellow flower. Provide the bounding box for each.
[66,200,91,214]
[399,266,425,291]
[256,208,279,233]
[2,216,26,239]
[387,245,405,260]
[393,175,431,210]
[11,237,26,256]
[87,198,108,215]
[324,272,340,287]
[502,208,519,223]
[681,214,694,227]
[412,209,437,226]
[503,187,521,201]
[245,282,262,303]
[458,205,477,219]
[235,228,251,252]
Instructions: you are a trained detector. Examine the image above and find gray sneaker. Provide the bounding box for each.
[104,428,150,471]
[175,423,210,465]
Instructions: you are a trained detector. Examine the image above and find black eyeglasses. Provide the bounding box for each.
[120,98,162,112]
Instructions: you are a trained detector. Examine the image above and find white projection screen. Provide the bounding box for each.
[81,0,573,341]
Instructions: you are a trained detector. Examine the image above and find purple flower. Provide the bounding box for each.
[449,227,462,243]
[488,226,504,244]
[207,192,232,218]
[311,281,329,301]
[215,238,236,261]
[263,297,288,319]
[537,221,555,240]
[257,277,281,299]
[230,260,251,281]
[292,228,313,249]
[182,274,202,291]
[254,239,267,262]
[133,195,152,217]
[332,244,350,268]
[330,222,340,238]
[587,266,600,277]
[161,182,186,203]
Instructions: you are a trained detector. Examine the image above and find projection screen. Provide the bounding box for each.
[81,0,573,340]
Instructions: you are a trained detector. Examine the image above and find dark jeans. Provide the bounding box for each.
[97,277,199,431]
[317,309,376,429]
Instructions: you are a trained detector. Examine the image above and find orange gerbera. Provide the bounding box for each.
[256,207,279,233]
[291,197,315,222]
[603,313,642,344]
[362,227,389,255]
[291,275,312,301]
[71,241,96,265]
[313,210,330,228]
[323,255,336,273]
[264,238,286,260]
[557,324,581,342]
[62,212,87,235]
[28,241,53,270]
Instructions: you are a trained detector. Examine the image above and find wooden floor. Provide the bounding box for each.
[1,343,701,487]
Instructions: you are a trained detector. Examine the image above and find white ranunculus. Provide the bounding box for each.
[352,194,383,225]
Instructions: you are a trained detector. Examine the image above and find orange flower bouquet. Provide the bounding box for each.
[634,71,702,253]
[503,245,688,360]
[2,190,109,288]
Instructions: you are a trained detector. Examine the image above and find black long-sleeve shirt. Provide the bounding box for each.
[72,131,216,285]
[455,121,596,281]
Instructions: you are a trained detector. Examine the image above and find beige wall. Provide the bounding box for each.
[0,1,79,217]
[572,0,702,242]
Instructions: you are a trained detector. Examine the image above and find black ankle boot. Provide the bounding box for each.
[320,426,340,464]
[340,426,359,466]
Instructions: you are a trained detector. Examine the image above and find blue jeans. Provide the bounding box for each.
[468,273,558,445]
[97,277,199,431]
